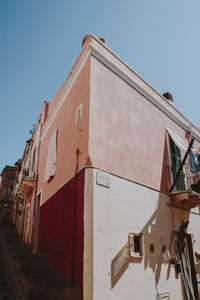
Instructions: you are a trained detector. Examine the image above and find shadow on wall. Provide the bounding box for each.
[111,193,189,289]
[160,134,171,192]
[141,193,188,287]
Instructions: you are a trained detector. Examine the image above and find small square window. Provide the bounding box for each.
[76,103,82,123]
[128,233,143,257]
[150,244,154,253]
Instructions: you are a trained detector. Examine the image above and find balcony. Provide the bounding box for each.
[169,162,200,209]
[170,190,200,209]
[18,177,35,197]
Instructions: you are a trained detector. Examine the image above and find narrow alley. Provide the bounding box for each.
[0,217,24,299]
[0,217,81,300]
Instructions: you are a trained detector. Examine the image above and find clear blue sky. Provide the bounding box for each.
[0,0,200,172]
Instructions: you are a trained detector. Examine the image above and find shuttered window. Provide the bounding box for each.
[169,136,185,191]
[44,128,57,182]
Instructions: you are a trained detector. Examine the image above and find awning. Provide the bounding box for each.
[167,128,200,153]
[167,128,188,152]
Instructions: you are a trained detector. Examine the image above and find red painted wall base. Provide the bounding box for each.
[38,170,84,288]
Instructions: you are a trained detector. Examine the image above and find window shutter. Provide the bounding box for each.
[169,136,186,191]
[44,128,57,182]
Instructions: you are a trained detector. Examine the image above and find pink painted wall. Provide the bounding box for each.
[89,38,200,191]
[38,56,91,205]
[37,33,200,205]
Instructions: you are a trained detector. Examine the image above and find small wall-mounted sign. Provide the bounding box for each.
[156,291,170,300]
[96,171,111,188]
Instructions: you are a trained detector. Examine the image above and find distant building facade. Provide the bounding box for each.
[11,104,46,244]
[10,34,200,300]
[0,165,16,216]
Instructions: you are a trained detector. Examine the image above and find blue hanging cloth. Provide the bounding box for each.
[189,149,200,173]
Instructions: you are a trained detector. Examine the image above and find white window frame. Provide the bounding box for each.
[128,233,143,258]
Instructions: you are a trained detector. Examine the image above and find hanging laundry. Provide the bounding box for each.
[198,154,200,164]
[189,149,200,173]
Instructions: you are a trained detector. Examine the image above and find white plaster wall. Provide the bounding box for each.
[88,168,188,300]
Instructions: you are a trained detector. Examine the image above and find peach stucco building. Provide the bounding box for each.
[12,34,200,300]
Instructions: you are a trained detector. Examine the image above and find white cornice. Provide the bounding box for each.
[40,38,200,143]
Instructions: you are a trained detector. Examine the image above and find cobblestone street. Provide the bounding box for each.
[0,217,81,300]
[0,217,25,299]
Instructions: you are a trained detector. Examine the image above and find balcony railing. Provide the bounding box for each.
[169,162,200,209]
